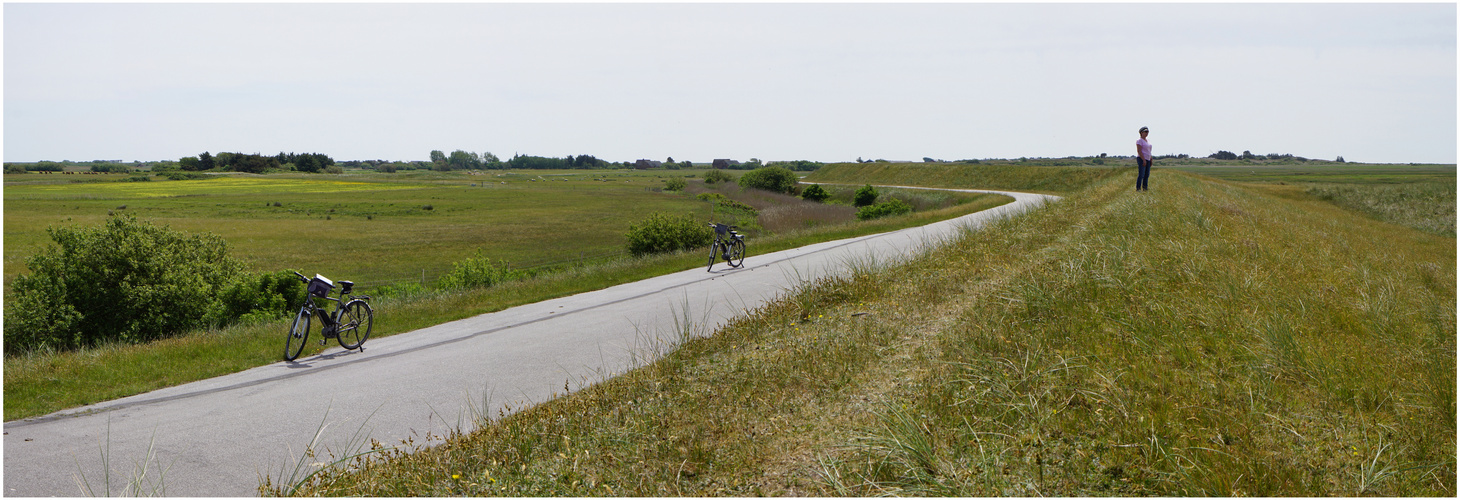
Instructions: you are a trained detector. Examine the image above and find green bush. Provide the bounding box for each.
[438,251,520,290]
[28,161,64,172]
[855,198,913,220]
[625,212,713,257]
[703,169,735,185]
[162,171,207,181]
[664,177,688,191]
[854,184,879,207]
[204,270,306,326]
[737,166,799,194]
[696,193,759,215]
[5,164,28,174]
[800,184,830,202]
[90,163,132,173]
[4,215,250,352]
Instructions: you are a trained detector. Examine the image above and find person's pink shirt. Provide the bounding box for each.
[1136,138,1152,160]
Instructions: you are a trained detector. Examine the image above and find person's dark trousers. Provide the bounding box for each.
[1136,157,1152,191]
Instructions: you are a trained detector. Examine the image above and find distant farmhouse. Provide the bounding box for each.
[711,159,740,169]
[634,159,662,169]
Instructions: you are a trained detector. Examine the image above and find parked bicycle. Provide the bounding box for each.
[284,271,373,361]
[706,223,746,271]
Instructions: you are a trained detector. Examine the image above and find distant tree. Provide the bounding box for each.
[448,150,480,170]
[1208,151,1238,160]
[199,151,216,170]
[295,154,321,173]
[1241,150,1257,160]
[90,163,132,173]
[1336,156,1346,163]
[924,157,936,163]
[232,154,279,174]
[481,152,502,169]
[179,156,202,171]
[215,152,239,170]
[430,150,447,171]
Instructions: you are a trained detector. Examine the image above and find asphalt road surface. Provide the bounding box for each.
[3,186,1057,497]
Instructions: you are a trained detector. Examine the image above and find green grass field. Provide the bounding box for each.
[4,170,715,292]
[3,168,1016,420]
[273,165,1454,496]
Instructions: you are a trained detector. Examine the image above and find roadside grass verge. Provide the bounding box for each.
[3,192,1012,421]
[275,170,1453,496]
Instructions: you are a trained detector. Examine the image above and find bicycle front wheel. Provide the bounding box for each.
[336,300,373,350]
[728,238,746,268]
[284,306,311,361]
[706,241,719,271]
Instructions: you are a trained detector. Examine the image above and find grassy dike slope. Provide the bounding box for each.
[803,161,1125,194]
[280,170,1454,496]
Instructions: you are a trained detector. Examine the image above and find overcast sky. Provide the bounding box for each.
[4,3,1456,164]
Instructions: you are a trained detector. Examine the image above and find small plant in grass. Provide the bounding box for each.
[624,212,714,257]
[703,169,734,185]
[438,251,520,290]
[855,198,912,220]
[663,177,687,192]
[696,193,758,216]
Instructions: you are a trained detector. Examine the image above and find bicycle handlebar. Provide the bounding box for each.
[292,271,308,283]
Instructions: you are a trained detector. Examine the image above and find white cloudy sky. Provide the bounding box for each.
[4,2,1456,164]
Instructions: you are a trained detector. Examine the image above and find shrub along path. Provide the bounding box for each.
[1,187,1056,497]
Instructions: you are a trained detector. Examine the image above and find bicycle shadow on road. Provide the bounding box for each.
[286,348,365,368]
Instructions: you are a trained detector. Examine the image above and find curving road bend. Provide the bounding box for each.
[3,187,1058,497]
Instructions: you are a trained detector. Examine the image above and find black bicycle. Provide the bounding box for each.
[706,223,746,271]
[285,271,373,361]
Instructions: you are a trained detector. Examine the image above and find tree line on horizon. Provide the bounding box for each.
[4,149,1365,176]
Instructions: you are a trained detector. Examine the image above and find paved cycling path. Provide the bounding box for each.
[3,186,1057,497]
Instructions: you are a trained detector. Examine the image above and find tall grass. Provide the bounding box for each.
[277,170,1453,496]
[1304,182,1456,237]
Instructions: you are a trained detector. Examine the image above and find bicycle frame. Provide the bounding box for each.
[707,223,746,271]
[286,271,373,360]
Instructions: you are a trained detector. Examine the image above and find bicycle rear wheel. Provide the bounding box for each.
[728,238,745,268]
[284,306,311,361]
[336,300,373,350]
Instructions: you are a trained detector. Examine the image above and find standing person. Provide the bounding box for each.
[1135,126,1153,191]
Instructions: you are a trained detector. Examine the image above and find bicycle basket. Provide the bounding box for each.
[308,275,335,298]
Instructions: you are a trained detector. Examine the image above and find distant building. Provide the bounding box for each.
[711,159,741,169]
[634,159,662,169]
